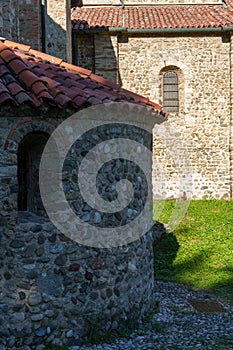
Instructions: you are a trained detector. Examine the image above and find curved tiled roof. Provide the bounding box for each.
[72,4,233,30]
[0,39,164,114]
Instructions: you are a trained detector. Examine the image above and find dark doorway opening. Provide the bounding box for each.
[17,132,49,216]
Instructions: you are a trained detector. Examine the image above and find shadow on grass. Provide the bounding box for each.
[153,228,233,301]
[153,229,180,282]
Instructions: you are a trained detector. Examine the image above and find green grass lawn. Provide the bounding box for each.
[153,199,233,300]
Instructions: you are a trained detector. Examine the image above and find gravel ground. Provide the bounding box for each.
[68,281,233,350]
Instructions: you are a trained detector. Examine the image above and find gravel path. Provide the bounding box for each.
[68,281,233,350]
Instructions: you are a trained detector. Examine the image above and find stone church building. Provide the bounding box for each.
[1,0,233,200]
[0,1,232,346]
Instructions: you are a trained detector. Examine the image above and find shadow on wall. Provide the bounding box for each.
[73,22,122,85]
[42,1,68,60]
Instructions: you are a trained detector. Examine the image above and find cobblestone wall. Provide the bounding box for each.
[78,32,232,199]
[0,104,160,348]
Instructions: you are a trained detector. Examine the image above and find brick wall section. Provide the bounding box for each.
[79,33,232,199]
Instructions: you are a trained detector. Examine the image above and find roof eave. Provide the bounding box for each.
[73,26,233,34]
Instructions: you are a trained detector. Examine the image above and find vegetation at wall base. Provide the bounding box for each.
[154,199,233,301]
[83,301,160,345]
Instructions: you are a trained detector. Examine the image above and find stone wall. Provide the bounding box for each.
[0,103,160,348]
[0,217,157,348]
[119,34,231,199]
[18,0,41,49]
[44,0,72,62]
[95,35,120,83]
[74,34,95,69]
[0,0,72,61]
[0,0,41,49]
[76,32,232,199]
[0,0,19,43]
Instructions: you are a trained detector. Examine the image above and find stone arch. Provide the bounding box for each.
[4,118,57,152]
[159,65,185,114]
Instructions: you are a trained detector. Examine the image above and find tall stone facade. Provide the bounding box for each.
[75,31,233,199]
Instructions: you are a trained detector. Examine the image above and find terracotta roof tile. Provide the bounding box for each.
[4,40,31,52]
[0,80,11,94]
[6,81,24,96]
[8,58,28,75]
[73,95,88,106]
[0,48,16,63]
[0,39,164,116]
[15,91,33,105]
[31,81,48,96]
[71,5,233,30]
[1,72,16,85]
[0,93,15,105]
[18,70,41,88]
[39,76,61,89]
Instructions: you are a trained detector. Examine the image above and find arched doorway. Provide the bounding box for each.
[17,132,49,215]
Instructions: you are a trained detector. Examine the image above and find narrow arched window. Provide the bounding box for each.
[18,132,49,216]
[163,71,179,112]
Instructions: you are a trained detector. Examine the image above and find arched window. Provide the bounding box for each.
[17,132,49,215]
[163,71,179,112]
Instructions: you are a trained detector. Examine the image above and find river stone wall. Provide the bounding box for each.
[0,103,161,348]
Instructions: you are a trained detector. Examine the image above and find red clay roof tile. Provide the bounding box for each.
[31,81,48,96]
[18,70,41,88]
[39,76,61,88]
[15,91,33,104]
[71,5,233,30]
[0,80,10,94]
[90,73,120,90]
[6,81,24,96]
[8,58,28,75]
[0,48,16,64]
[4,40,31,52]
[0,39,164,116]
[0,93,15,105]
[73,95,87,106]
